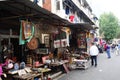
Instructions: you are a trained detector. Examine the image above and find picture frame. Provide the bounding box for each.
[44,36,49,47]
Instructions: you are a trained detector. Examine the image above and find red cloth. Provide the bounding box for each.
[69,15,74,22]
[99,39,103,46]
[104,44,107,50]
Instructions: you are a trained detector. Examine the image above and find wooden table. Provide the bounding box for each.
[49,60,69,73]
[31,68,51,79]
[13,73,42,80]
[50,60,69,66]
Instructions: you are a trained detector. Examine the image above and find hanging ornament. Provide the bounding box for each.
[27,37,38,50]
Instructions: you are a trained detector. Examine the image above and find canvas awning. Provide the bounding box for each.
[65,23,95,30]
[0,0,69,32]
[0,0,96,35]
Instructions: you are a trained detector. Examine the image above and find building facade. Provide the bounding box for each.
[32,0,99,51]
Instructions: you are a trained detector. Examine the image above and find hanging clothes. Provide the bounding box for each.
[65,6,70,15]
[69,15,74,22]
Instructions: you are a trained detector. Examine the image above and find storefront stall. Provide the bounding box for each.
[0,0,98,79]
[64,23,94,69]
[0,0,71,79]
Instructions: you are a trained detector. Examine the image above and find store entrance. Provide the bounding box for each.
[11,38,22,62]
[0,38,22,63]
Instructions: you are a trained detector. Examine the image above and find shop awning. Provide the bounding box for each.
[0,0,96,35]
[0,0,69,32]
[65,23,94,30]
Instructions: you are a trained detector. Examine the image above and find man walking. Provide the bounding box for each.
[118,43,120,55]
[89,42,99,67]
[106,43,111,58]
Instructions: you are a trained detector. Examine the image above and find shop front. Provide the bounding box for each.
[65,23,94,69]
[0,0,71,80]
[0,0,98,79]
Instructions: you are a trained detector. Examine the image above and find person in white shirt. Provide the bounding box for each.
[89,42,99,67]
[118,43,120,54]
[115,44,119,55]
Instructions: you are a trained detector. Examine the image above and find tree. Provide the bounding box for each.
[116,23,120,38]
[99,12,120,41]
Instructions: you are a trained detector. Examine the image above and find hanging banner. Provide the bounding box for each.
[19,20,35,45]
[24,21,32,39]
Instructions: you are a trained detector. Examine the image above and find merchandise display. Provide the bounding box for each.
[27,37,38,50]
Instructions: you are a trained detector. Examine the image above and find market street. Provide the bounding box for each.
[58,52,120,80]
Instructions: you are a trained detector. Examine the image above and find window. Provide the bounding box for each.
[56,0,60,10]
[81,0,84,6]
[78,0,81,4]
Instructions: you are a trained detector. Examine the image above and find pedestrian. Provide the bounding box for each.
[97,44,103,53]
[111,44,115,54]
[104,43,107,51]
[118,43,120,55]
[106,43,111,58]
[115,44,119,55]
[89,42,99,67]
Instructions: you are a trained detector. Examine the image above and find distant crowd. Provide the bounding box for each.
[96,42,120,55]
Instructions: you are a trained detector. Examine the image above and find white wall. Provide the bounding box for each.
[72,0,95,24]
[51,0,68,20]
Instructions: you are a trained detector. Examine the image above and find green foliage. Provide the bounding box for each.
[116,27,120,38]
[99,12,120,41]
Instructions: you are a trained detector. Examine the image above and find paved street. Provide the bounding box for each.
[58,52,120,80]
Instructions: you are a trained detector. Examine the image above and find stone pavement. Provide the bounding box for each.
[58,52,120,80]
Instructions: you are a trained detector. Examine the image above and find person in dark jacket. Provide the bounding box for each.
[106,43,111,58]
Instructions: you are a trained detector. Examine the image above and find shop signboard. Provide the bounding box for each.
[54,39,67,48]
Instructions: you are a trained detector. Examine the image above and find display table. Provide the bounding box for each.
[49,60,69,74]
[37,68,51,73]
[50,60,69,67]
[32,68,51,79]
[13,73,42,80]
[8,67,51,80]
[72,59,91,69]
[8,69,18,75]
